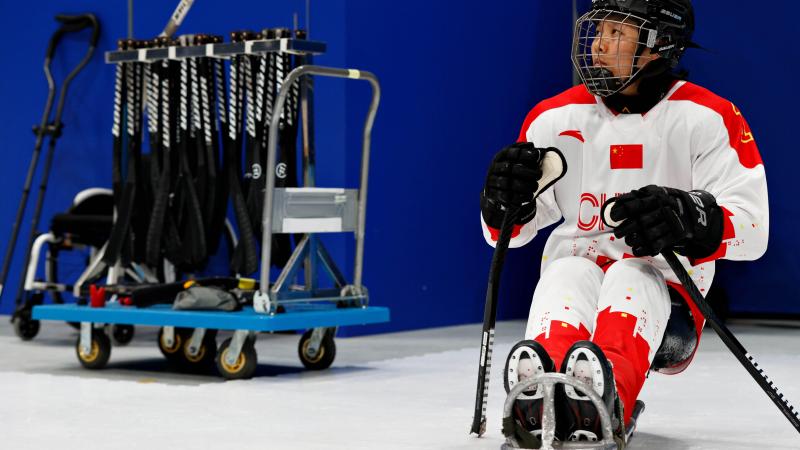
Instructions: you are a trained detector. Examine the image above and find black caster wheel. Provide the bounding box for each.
[216,337,257,380]
[298,329,336,370]
[181,330,218,371]
[12,309,41,341]
[157,327,191,363]
[111,324,135,346]
[76,330,111,370]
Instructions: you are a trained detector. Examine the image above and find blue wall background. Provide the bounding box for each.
[0,1,796,334]
[680,1,800,315]
[341,1,574,335]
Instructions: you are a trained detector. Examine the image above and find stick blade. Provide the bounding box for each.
[470,416,486,437]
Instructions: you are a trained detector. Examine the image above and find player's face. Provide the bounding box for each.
[591,19,644,79]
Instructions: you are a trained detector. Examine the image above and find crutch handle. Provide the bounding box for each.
[47,14,101,60]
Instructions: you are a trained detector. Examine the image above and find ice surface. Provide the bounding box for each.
[0,320,798,449]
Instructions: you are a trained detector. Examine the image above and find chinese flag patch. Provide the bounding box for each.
[610,144,643,169]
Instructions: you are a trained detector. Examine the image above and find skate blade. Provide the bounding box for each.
[624,400,646,443]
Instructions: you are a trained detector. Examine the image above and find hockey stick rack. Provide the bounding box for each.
[103,39,376,313]
[29,34,388,378]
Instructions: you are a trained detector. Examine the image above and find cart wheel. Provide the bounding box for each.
[67,298,87,330]
[112,324,135,346]
[298,330,336,370]
[76,330,111,370]
[182,331,218,370]
[157,327,189,362]
[12,309,41,341]
[216,337,257,380]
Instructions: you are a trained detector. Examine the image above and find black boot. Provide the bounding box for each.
[558,341,624,443]
[503,340,557,441]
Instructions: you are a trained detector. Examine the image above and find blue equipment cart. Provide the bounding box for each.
[32,38,389,379]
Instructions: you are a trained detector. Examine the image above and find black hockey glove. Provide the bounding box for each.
[480,142,565,229]
[601,185,724,258]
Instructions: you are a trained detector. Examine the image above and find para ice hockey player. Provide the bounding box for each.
[480,0,768,445]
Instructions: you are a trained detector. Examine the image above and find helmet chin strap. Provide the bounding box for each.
[625,58,673,94]
[616,36,665,95]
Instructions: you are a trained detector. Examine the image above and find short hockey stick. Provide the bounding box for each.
[226,32,258,274]
[104,40,142,266]
[173,37,207,268]
[470,148,567,437]
[244,31,265,230]
[196,34,225,253]
[145,46,174,267]
[207,35,229,254]
[470,206,519,436]
[661,251,800,434]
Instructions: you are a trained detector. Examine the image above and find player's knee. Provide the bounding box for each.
[531,257,603,330]
[542,256,603,281]
[601,259,671,323]
[603,258,666,289]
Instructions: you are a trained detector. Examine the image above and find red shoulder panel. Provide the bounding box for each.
[668,82,763,169]
[517,85,596,143]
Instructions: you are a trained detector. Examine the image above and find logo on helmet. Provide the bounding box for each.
[660,9,682,21]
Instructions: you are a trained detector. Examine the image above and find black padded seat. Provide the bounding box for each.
[49,190,114,248]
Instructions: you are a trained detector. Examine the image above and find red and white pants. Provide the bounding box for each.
[525,256,678,424]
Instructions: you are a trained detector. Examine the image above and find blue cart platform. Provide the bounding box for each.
[33,302,390,379]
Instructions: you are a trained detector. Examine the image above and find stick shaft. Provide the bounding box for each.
[471,208,518,436]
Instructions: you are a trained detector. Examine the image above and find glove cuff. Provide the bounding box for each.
[480,192,536,230]
[674,190,724,259]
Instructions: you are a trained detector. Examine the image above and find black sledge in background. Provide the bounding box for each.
[0,14,100,338]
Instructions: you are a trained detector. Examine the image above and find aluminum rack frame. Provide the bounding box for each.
[254,65,380,315]
[104,38,326,63]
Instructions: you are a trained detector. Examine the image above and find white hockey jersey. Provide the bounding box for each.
[481,80,769,295]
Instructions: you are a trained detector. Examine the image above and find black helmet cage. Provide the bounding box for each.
[572,0,694,97]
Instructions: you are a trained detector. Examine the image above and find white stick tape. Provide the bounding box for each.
[138,49,147,62]
[347,69,361,79]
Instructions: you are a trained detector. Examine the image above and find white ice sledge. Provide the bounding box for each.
[501,373,645,450]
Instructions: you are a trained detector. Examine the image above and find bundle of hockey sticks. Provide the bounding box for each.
[103,35,214,275]
[103,27,306,280]
[226,28,304,276]
[471,206,800,440]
